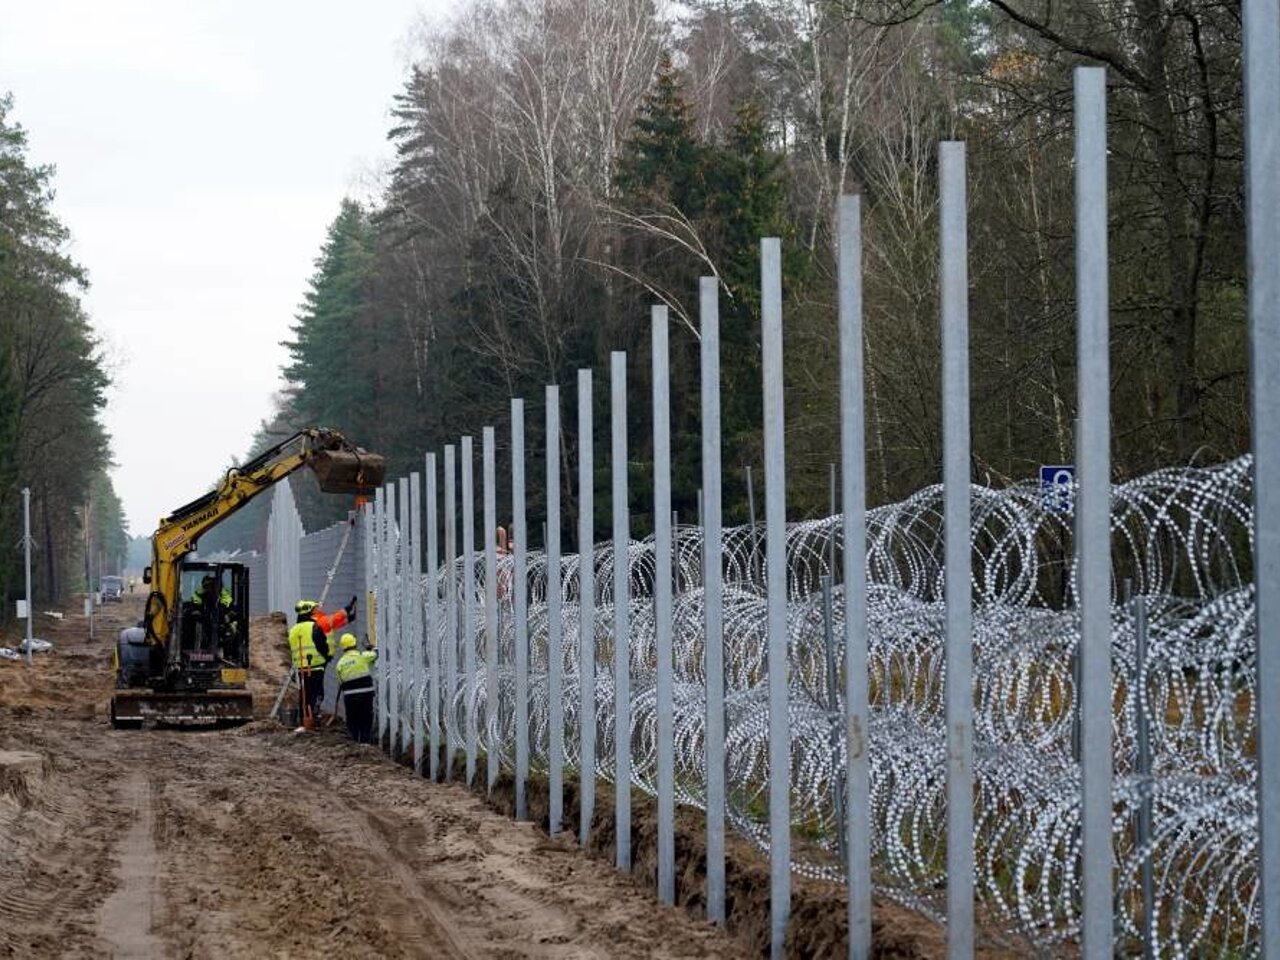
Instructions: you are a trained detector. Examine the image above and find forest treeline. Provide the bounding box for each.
[0,95,127,621]
[211,0,1247,551]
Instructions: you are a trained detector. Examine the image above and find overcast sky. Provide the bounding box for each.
[1,0,453,534]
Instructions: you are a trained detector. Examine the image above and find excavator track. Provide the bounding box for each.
[110,689,254,728]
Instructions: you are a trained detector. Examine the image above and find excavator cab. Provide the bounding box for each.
[112,561,252,727]
[175,562,249,685]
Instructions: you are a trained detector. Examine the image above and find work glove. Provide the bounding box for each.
[344,595,358,623]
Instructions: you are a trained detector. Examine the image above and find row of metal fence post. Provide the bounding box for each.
[342,46,1280,959]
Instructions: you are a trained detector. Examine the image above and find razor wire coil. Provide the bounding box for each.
[380,455,1258,955]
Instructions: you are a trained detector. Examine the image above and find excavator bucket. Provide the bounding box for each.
[310,449,387,495]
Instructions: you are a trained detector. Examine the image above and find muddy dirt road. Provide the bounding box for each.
[0,597,739,959]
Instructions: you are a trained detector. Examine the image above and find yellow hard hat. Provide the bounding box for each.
[339,633,358,650]
[295,599,318,615]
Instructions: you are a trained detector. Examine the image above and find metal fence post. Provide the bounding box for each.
[483,427,500,793]
[376,485,389,747]
[578,370,596,846]
[513,399,530,821]
[386,482,400,756]
[410,471,424,777]
[391,480,404,751]
[611,351,632,871]
[444,444,457,781]
[700,277,726,926]
[651,305,676,905]
[1075,65,1114,960]
[1245,1,1280,954]
[373,500,390,731]
[386,481,396,752]
[940,140,975,959]
[399,476,413,756]
[394,480,403,754]
[362,499,374,650]
[462,436,477,786]
[22,487,32,668]
[547,385,565,836]
[426,453,441,781]
[761,237,790,958]
[838,194,872,960]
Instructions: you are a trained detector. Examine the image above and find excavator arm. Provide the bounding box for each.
[143,427,385,666]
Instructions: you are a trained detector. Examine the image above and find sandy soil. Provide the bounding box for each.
[0,595,1015,959]
[0,596,739,959]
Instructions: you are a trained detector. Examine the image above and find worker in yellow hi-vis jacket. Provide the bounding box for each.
[288,602,332,728]
[334,633,377,743]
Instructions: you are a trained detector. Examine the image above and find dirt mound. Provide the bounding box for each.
[224,717,284,738]
[0,595,134,717]
[245,612,291,714]
[0,597,294,724]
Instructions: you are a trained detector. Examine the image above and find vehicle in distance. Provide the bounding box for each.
[101,575,124,603]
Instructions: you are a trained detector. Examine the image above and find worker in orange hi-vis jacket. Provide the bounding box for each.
[291,597,357,723]
[309,597,356,637]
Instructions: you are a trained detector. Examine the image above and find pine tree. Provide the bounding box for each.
[0,94,113,610]
[0,335,19,607]
[706,100,791,330]
[703,101,799,503]
[614,54,707,217]
[283,200,377,436]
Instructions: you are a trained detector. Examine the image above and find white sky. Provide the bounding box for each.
[1,0,454,534]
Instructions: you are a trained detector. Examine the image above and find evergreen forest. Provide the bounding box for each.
[204,0,1249,551]
[0,95,127,622]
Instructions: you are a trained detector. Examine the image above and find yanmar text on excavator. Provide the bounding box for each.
[110,428,385,728]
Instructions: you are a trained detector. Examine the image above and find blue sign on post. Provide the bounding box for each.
[1040,464,1075,513]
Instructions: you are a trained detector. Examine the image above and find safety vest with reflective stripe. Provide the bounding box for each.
[288,621,326,670]
[336,649,376,686]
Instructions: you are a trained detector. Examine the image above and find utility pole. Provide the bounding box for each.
[22,487,33,668]
[84,497,94,642]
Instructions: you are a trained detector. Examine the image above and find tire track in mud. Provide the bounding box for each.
[0,745,133,958]
[1,592,149,958]
[95,772,163,958]
[139,730,472,959]
[344,805,476,958]
[267,756,483,958]
[0,721,738,960]
[263,736,733,959]
[258,756,484,958]
[2,596,740,960]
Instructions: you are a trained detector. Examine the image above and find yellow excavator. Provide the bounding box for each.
[110,428,386,728]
